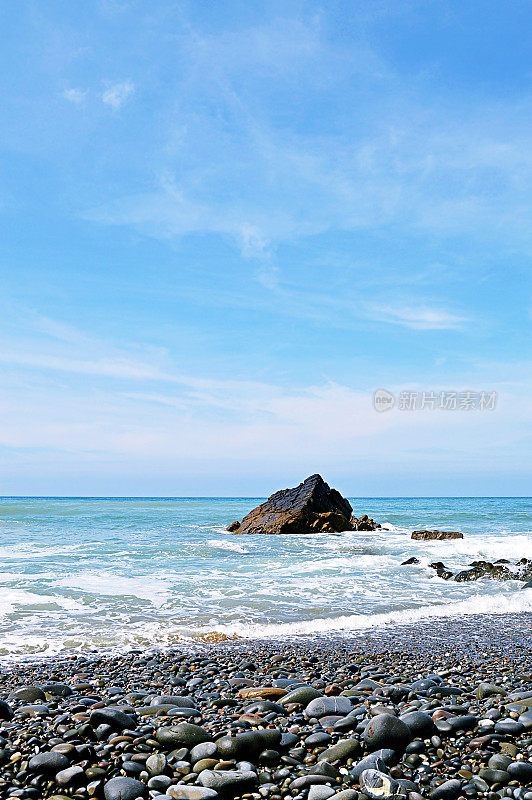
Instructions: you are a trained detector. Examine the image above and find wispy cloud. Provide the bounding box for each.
[101,80,135,108]
[84,11,532,262]
[62,88,86,104]
[370,304,468,330]
[0,311,529,492]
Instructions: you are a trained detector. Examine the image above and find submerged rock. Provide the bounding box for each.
[228,474,373,535]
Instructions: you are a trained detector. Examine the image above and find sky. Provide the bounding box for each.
[0,0,531,496]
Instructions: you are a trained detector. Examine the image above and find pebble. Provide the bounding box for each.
[103,776,147,800]
[0,624,531,800]
[168,787,219,800]
[429,779,462,800]
[28,751,70,773]
[364,713,412,752]
[198,769,258,795]
[305,696,353,718]
[308,786,336,800]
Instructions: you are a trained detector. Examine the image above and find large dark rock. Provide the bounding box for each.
[411,530,463,540]
[227,474,364,535]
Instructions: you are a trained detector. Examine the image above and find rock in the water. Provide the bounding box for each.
[411,530,463,540]
[228,474,358,535]
[351,514,379,531]
[312,511,355,532]
[428,562,454,580]
[454,561,513,582]
[401,557,420,565]
[104,776,147,800]
[426,557,530,583]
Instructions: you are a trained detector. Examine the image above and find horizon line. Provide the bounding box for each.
[0,495,529,500]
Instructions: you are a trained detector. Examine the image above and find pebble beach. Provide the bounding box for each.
[1,612,531,800]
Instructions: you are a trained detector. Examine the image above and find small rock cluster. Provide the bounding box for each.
[410,533,463,542]
[0,635,531,800]
[400,559,532,585]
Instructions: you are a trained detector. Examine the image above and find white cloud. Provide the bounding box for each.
[82,13,532,262]
[62,88,87,104]
[101,80,135,109]
[370,304,468,330]
[0,313,529,491]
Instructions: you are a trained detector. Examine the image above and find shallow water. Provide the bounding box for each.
[0,496,530,658]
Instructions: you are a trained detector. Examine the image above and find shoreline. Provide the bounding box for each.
[0,612,531,799]
[1,611,531,667]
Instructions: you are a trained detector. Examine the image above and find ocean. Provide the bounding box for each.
[0,496,530,659]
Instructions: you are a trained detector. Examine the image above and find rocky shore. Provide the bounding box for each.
[0,614,531,800]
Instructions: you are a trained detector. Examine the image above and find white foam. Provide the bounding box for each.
[201,590,532,639]
[376,523,412,535]
[0,588,87,619]
[0,542,88,559]
[206,539,250,554]
[53,572,171,606]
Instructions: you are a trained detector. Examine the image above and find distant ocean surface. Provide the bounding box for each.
[0,496,530,659]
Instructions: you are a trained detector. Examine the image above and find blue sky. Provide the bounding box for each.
[0,0,530,496]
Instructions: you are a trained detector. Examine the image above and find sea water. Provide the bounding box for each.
[0,496,530,658]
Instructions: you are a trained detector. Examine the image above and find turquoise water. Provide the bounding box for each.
[0,496,530,658]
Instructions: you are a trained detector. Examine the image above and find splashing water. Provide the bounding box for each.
[0,496,530,658]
